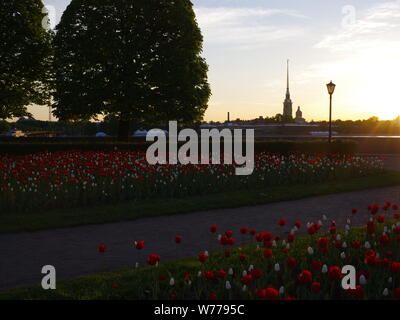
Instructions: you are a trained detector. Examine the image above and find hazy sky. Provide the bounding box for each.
[34,0,400,122]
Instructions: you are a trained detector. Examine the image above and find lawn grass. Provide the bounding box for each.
[1,170,400,234]
[0,221,396,300]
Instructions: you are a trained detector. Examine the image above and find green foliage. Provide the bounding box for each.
[53,0,211,128]
[0,139,357,155]
[0,0,53,120]
[0,171,398,234]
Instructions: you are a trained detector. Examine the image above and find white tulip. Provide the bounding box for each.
[359,275,367,285]
[274,263,280,272]
[322,264,328,273]
[364,241,371,249]
[225,281,232,290]
[272,240,277,247]
[242,285,247,292]
[388,277,393,283]
[286,243,290,249]
[242,270,247,277]
[281,240,286,247]
[248,265,254,271]
[383,288,389,296]
[336,234,341,241]
[228,268,234,275]
[169,278,175,286]
[135,262,139,268]
[345,225,350,231]
[279,286,285,295]
[322,215,327,221]
[307,247,314,255]
[204,251,209,257]
[197,271,202,277]
[384,226,388,233]
[342,242,347,248]
[318,220,323,226]
[340,252,346,259]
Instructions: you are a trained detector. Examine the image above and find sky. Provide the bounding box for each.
[34,0,400,122]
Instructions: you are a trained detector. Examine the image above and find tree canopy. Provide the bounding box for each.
[53,0,211,136]
[0,0,53,120]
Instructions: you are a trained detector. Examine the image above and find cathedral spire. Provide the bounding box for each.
[283,59,293,119]
[287,59,289,91]
[286,59,290,97]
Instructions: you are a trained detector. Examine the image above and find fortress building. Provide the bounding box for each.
[295,106,306,124]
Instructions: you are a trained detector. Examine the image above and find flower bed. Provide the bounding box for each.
[0,151,383,213]
[96,202,400,300]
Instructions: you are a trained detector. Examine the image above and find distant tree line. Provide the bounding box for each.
[0,0,211,138]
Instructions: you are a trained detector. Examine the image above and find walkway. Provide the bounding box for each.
[1,184,399,290]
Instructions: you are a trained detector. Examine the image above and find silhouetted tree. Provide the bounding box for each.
[0,0,53,120]
[53,0,211,139]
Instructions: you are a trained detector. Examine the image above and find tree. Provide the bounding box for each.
[0,0,53,120]
[53,0,211,138]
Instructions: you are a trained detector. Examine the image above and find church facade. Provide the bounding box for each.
[282,60,306,124]
[283,60,293,119]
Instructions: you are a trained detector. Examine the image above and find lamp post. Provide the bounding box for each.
[326,81,336,143]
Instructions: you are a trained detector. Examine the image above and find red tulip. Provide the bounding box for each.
[241,274,252,285]
[98,244,106,253]
[198,252,208,263]
[175,236,182,244]
[264,287,279,300]
[287,257,297,269]
[210,225,217,233]
[204,271,214,281]
[264,249,273,258]
[277,219,287,227]
[298,270,313,285]
[251,269,263,279]
[328,266,342,280]
[376,215,385,223]
[391,262,400,274]
[218,270,227,279]
[311,282,321,293]
[311,260,322,271]
[147,254,160,265]
[134,241,144,250]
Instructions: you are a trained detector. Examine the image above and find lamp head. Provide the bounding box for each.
[326,81,336,95]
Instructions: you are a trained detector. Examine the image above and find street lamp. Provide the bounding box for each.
[326,81,336,143]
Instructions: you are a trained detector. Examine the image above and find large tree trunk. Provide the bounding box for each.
[117,119,130,140]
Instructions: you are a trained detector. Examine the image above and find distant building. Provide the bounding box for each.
[283,60,293,119]
[295,106,306,124]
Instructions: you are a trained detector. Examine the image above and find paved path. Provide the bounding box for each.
[1,183,400,290]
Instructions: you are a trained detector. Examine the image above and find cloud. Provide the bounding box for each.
[315,0,400,51]
[194,7,308,47]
